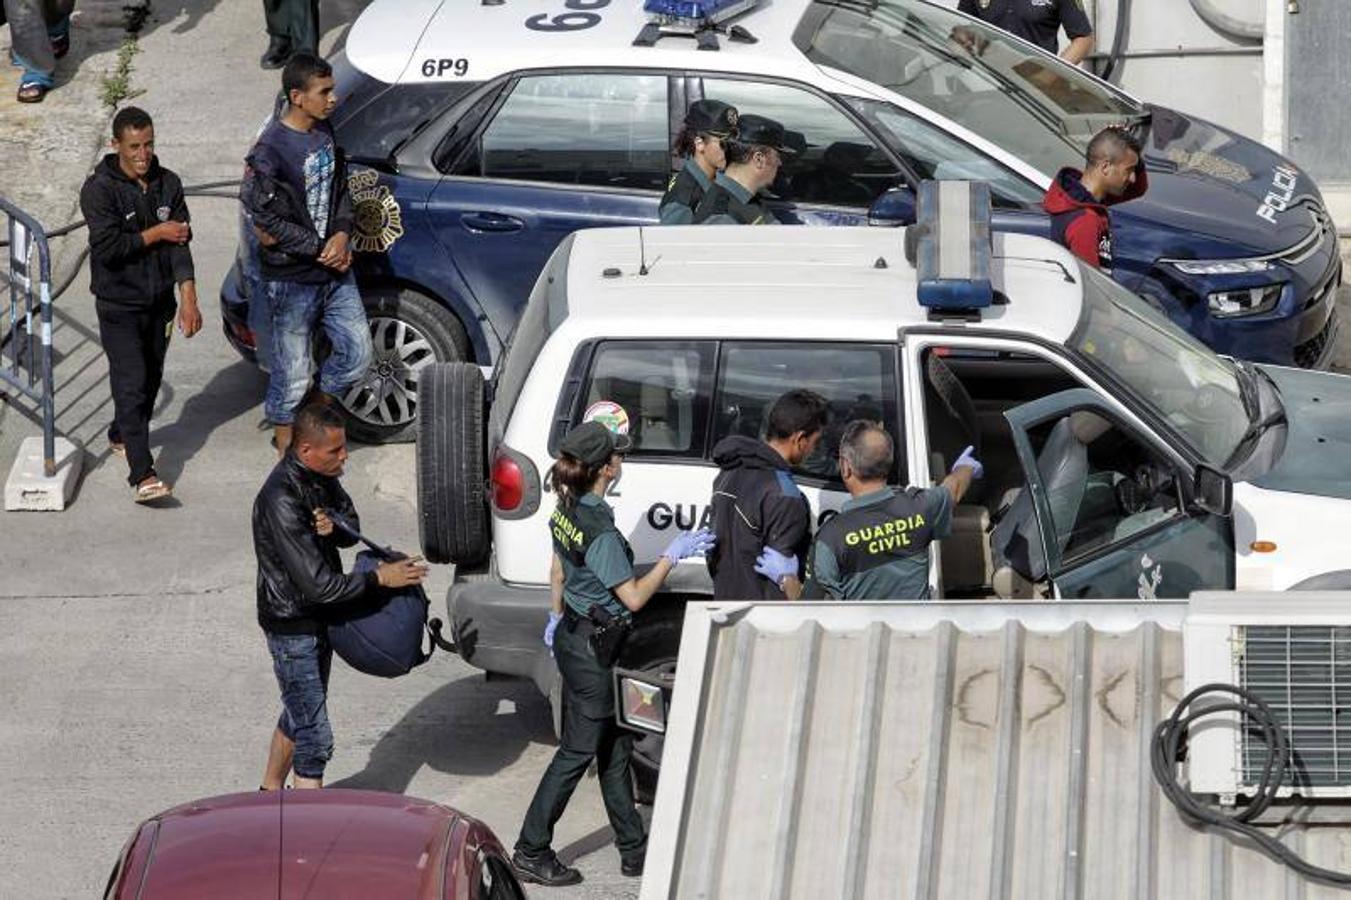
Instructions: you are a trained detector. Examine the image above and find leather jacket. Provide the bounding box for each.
[252,454,374,633]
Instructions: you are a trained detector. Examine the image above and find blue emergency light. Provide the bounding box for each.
[634,0,760,49]
[909,180,994,319]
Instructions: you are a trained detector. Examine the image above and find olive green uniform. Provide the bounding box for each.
[659,158,715,225]
[693,171,780,225]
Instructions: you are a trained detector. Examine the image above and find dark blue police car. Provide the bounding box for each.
[220,0,1340,442]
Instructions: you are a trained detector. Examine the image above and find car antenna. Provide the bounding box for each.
[638,226,650,276]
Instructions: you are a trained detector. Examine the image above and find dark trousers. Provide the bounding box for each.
[95,297,174,486]
[263,0,319,54]
[517,618,646,861]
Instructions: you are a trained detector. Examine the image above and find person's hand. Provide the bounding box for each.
[376,556,429,588]
[543,611,563,649]
[158,221,192,244]
[754,547,798,586]
[952,445,983,479]
[253,224,279,247]
[313,508,334,537]
[318,231,350,269]
[662,528,716,563]
[176,288,202,338]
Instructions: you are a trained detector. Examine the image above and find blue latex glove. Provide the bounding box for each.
[952,445,983,479]
[754,547,799,586]
[663,528,717,563]
[543,611,563,649]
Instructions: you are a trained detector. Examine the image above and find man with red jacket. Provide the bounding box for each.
[1042,127,1148,273]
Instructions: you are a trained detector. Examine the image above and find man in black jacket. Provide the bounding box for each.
[242,52,372,456]
[706,389,828,600]
[254,403,427,789]
[79,106,201,503]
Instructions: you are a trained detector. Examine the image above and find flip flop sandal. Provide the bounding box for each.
[17,82,48,103]
[133,477,172,504]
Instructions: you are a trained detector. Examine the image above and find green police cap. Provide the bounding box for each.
[685,99,739,138]
[732,114,798,155]
[558,420,633,465]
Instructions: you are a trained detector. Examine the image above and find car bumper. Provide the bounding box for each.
[447,570,555,696]
[219,260,259,366]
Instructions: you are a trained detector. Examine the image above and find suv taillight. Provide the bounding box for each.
[491,451,524,511]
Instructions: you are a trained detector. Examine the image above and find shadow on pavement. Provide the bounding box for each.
[330,674,556,793]
[152,360,267,485]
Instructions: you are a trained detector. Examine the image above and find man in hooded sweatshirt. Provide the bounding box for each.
[1042,126,1148,273]
[706,389,828,600]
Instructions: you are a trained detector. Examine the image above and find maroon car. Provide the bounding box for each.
[103,789,526,899]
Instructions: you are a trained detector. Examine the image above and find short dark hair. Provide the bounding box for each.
[282,52,333,98]
[839,420,893,480]
[293,402,345,445]
[1086,126,1142,167]
[723,139,768,166]
[112,106,153,140]
[766,390,829,441]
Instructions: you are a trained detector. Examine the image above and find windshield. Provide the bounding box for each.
[793,0,1141,176]
[1071,265,1249,465]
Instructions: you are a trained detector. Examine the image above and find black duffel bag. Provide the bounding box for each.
[324,511,455,678]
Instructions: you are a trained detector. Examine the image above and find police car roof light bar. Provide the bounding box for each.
[634,0,761,50]
[910,180,994,322]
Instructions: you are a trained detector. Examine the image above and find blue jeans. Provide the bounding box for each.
[258,274,372,425]
[266,631,334,779]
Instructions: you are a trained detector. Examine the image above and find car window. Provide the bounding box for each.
[577,341,716,458]
[697,78,901,209]
[713,343,900,482]
[335,81,478,162]
[1025,414,1184,570]
[470,73,670,190]
[847,98,1043,208]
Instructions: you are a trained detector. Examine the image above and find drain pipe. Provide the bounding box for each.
[1098,0,1130,82]
[1188,0,1264,41]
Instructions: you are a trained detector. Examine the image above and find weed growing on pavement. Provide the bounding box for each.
[99,37,145,109]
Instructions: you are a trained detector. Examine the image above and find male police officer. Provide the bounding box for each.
[707,390,828,600]
[692,114,796,225]
[757,420,981,600]
[956,0,1095,64]
[660,100,739,225]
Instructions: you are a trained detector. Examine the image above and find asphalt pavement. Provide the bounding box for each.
[0,3,637,898]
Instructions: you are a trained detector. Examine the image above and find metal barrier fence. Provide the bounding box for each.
[0,198,56,478]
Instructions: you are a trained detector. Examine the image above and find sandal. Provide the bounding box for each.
[17,82,48,103]
[133,476,172,504]
[109,441,126,458]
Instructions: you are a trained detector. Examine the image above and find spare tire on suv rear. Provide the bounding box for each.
[417,362,488,565]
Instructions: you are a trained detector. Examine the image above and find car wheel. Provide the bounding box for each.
[619,613,683,806]
[417,362,489,565]
[342,288,472,445]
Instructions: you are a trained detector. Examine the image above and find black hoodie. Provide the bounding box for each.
[706,436,813,600]
[78,154,194,306]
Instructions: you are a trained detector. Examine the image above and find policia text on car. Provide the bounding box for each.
[512,421,715,887]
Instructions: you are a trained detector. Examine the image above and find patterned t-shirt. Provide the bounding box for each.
[253,119,335,239]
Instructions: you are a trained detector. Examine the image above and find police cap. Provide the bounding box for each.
[733,114,798,155]
[685,99,739,138]
[558,420,633,465]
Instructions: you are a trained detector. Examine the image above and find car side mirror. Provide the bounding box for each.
[868,187,917,227]
[1192,464,1233,517]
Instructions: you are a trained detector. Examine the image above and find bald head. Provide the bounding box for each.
[839,420,893,482]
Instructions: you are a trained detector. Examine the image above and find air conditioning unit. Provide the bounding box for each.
[1185,593,1351,799]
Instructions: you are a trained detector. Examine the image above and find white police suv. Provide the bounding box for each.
[415,182,1351,795]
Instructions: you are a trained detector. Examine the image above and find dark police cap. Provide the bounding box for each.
[733,114,798,155]
[558,420,633,465]
[685,99,739,138]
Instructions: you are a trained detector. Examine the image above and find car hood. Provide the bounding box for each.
[1250,365,1351,500]
[1112,105,1323,257]
[137,790,455,899]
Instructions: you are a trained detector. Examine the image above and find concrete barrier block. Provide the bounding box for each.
[4,436,83,512]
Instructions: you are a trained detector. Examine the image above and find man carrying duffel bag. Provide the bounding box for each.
[252,402,428,790]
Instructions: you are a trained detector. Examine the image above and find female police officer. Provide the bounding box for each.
[512,420,715,886]
[658,99,739,224]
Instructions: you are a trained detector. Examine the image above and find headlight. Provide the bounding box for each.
[616,673,667,734]
[1208,284,1283,318]
[1171,259,1274,276]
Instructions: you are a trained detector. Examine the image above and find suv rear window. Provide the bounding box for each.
[578,341,716,457]
[331,52,478,162]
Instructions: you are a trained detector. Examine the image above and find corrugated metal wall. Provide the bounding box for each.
[1285,1,1351,183]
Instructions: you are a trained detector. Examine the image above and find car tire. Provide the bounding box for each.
[417,361,489,565]
[342,288,472,445]
[618,611,684,806]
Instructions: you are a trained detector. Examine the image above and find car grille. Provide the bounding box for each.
[1294,307,1337,369]
[1280,201,1336,268]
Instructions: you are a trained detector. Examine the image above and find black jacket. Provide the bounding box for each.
[78,154,194,306]
[239,120,353,284]
[706,436,813,600]
[252,454,376,634]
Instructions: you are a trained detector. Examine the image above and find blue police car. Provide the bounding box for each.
[220,0,1341,442]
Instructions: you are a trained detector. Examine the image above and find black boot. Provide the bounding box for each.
[621,849,645,877]
[260,37,291,69]
[511,849,582,886]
